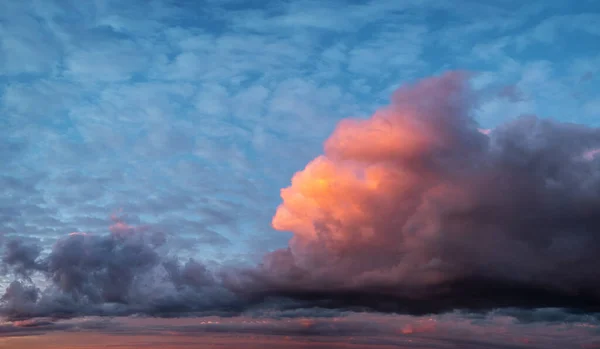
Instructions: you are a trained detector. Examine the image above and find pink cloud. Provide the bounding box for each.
[271,72,489,288]
[583,148,600,160]
[264,71,600,310]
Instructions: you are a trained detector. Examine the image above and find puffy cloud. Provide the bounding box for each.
[0,221,237,321]
[1,239,43,278]
[259,71,600,313]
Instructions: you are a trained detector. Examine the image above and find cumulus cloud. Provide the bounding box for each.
[0,221,238,321]
[252,71,600,313]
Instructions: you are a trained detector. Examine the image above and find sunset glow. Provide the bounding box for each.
[1,0,599,348]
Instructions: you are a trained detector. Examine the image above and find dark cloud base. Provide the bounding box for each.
[249,278,600,316]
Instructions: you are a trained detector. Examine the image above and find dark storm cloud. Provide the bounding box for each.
[1,239,43,278]
[0,228,240,321]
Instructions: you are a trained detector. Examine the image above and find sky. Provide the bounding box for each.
[1,0,600,348]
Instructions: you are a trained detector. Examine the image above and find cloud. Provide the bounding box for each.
[248,71,600,313]
[1,311,598,348]
[1,239,43,278]
[497,85,526,102]
[64,40,152,83]
[1,5,600,348]
[2,0,598,284]
[0,222,238,321]
[526,14,600,44]
[2,72,600,322]
[0,2,62,76]
[347,24,428,77]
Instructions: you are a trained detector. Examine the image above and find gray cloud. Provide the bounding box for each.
[1,310,598,349]
[0,227,240,321]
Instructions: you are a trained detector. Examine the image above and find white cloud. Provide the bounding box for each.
[0,8,62,75]
[529,13,600,44]
[347,24,428,77]
[194,84,230,116]
[64,40,152,82]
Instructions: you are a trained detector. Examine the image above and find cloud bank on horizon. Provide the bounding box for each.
[2,311,599,349]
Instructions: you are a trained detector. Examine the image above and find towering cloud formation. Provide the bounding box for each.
[263,71,600,312]
[2,72,600,320]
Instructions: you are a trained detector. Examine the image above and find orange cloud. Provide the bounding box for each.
[266,71,600,305]
[271,72,485,286]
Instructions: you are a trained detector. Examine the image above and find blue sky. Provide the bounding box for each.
[2,1,600,348]
[2,0,599,268]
